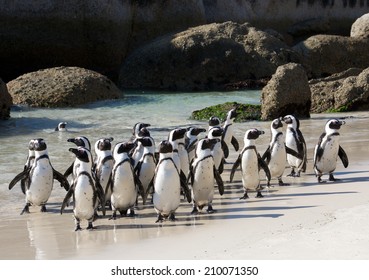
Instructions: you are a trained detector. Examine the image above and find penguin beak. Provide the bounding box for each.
[69,148,78,155]
[67,138,75,143]
[258,130,265,135]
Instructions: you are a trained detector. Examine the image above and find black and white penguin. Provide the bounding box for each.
[64,136,92,180]
[61,147,105,231]
[152,140,191,223]
[108,142,145,219]
[189,138,224,214]
[313,119,349,183]
[132,122,151,140]
[208,116,221,131]
[262,118,290,187]
[230,129,271,199]
[93,137,114,210]
[9,138,70,214]
[19,139,36,195]
[168,127,188,182]
[131,126,154,168]
[221,108,239,156]
[207,126,228,174]
[55,122,67,132]
[185,126,206,164]
[134,136,157,203]
[283,114,307,177]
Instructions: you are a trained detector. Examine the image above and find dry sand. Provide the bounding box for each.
[1,112,369,261]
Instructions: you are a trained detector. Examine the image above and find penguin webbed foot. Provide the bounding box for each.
[86,222,94,230]
[329,174,340,182]
[278,179,289,186]
[109,212,117,220]
[239,192,249,200]
[127,209,135,217]
[256,191,264,198]
[191,206,199,215]
[169,213,176,222]
[40,205,47,212]
[286,169,296,177]
[75,224,82,231]
[20,203,30,215]
[155,213,164,223]
[206,205,215,214]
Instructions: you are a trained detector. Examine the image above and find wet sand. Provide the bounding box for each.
[1,112,369,260]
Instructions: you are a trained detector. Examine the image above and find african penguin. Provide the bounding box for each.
[222,108,239,156]
[189,138,224,214]
[185,126,206,164]
[55,122,67,132]
[9,138,70,214]
[313,119,349,183]
[61,147,105,231]
[283,115,307,177]
[230,129,271,199]
[207,126,228,174]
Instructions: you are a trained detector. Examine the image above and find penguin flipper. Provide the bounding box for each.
[186,141,197,154]
[258,153,271,182]
[230,154,241,183]
[285,145,303,160]
[231,136,239,151]
[60,187,74,214]
[180,171,192,203]
[53,169,70,191]
[64,162,74,178]
[314,132,326,164]
[134,172,146,204]
[261,147,271,164]
[9,168,30,190]
[338,145,349,168]
[221,140,229,158]
[213,166,224,195]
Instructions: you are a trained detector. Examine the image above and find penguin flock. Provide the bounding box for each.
[8,112,349,231]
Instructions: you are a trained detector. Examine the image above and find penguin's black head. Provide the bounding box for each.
[97,137,114,151]
[158,140,173,154]
[209,127,223,138]
[200,138,218,150]
[69,147,91,163]
[283,115,299,128]
[133,122,150,136]
[327,119,345,130]
[208,116,221,127]
[271,118,283,130]
[55,122,67,131]
[116,142,135,154]
[68,136,91,150]
[228,108,238,120]
[138,127,151,138]
[170,128,187,141]
[188,127,206,136]
[28,139,36,151]
[137,137,154,147]
[246,129,264,140]
[34,138,47,151]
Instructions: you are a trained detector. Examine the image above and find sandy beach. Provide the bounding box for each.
[1,111,369,262]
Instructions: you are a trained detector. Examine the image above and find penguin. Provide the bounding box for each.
[55,122,67,132]
[93,137,114,211]
[152,140,191,223]
[20,139,36,195]
[61,147,105,231]
[9,138,70,214]
[262,118,301,187]
[313,119,349,183]
[108,142,145,219]
[134,136,157,203]
[132,122,151,140]
[168,127,188,183]
[64,136,92,180]
[222,108,239,156]
[208,116,221,131]
[230,129,271,199]
[189,138,224,214]
[185,126,206,164]
[131,127,154,168]
[283,114,307,177]
[177,128,191,180]
[207,126,228,174]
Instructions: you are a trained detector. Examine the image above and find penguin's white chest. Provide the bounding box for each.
[316,137,339,173]
[191,157,214,207]
[138,156,156,192]
[153,161,180,215]
[211,142,223,169]
[111,163,137,210]
[241,151,260,190]
[27,160,53,205]
[73,175,95,220]
[285,132,302,167]
[268,141,286,178]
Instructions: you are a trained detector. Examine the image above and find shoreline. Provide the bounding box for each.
[1,112,369,260]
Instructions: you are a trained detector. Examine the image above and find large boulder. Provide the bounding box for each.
[351,13,369,38]
[7,67,122,107]
[293,34,369,78]
[0,78,12,120]
[261,63,311,121]
[310,67,369,113]
[119,21,301,91]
